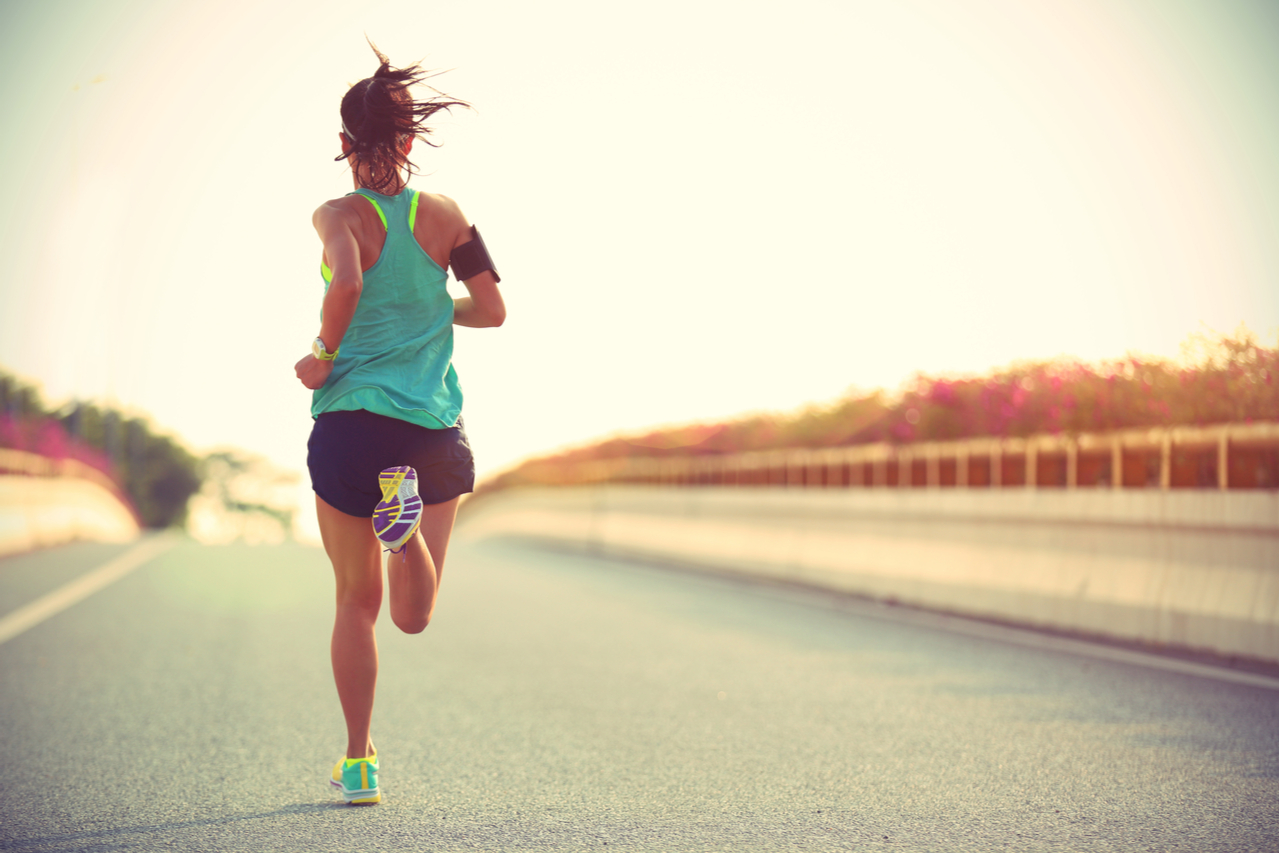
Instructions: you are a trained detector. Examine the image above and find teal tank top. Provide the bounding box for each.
[310,188,463,429]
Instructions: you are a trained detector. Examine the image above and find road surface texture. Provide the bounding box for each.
[0,535,1275,852]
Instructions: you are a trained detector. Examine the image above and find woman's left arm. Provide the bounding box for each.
[453,270,505,328]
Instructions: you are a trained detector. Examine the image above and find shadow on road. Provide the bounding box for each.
[2,802,355,852]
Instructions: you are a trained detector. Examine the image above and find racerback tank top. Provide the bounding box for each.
[310,188,463,429]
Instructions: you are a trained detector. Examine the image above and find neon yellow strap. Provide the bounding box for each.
[409,191,420,231]
[356,193,387,231]
[324,191,388,279]
[314,337,339,361]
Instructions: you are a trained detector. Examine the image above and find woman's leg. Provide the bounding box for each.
[317,494,382,759]
[386,497,460,634]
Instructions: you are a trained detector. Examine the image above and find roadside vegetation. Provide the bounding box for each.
[0,374,202,528]
[483,328,1277,492]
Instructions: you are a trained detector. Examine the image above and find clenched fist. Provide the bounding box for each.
[295,354,334,390]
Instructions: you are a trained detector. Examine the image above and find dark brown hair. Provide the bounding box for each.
[337,42,470,194]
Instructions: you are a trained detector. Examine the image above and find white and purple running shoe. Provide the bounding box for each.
[372,466,423,553]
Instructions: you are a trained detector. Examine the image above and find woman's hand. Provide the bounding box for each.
[295,354,334,390]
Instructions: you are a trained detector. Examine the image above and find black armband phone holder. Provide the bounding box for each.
[449,226,501,283]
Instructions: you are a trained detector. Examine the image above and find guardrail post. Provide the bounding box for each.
[1111,440,1123,489]
[1159,432,1172,490]
[991,444,1002,488]
[1218,429,1229,490]
[926,445,940,488]
[1066,439,1078,489]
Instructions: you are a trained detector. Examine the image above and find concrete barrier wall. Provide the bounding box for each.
[0,475,140,557]
[457,485,1279,663]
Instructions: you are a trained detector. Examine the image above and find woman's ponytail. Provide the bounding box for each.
[336,42,470,194]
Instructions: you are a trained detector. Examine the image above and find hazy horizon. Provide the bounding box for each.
[4,323,1271,471]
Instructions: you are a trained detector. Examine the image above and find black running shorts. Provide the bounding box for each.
[307,409,475,517]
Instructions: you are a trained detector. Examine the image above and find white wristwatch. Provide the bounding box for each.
[311,337,339,361]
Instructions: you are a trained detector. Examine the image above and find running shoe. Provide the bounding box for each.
[373,466,423,552]
[330,747,380,804]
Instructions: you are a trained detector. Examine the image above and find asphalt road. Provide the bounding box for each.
[0,534,1274,852]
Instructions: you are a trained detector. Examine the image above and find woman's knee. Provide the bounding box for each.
[336,587,382,618]
[391,609,430,635]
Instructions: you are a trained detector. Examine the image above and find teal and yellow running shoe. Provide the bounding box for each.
[330,748,380,804]
[373,466,423,553]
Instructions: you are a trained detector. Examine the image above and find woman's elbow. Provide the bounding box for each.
[329,275,362,301]
[476,296,505,327]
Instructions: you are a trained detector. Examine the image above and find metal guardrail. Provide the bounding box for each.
[561,422,1279,491]
[0,448,131,502]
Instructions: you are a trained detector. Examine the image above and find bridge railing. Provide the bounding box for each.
[561,421,1278,491]
[0,448,132,506]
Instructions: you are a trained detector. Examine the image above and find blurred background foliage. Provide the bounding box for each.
[485,329,1277,491]
[0,372,202,528]
[186,450,298,545]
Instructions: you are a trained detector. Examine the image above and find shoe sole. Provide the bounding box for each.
[373,466,422,551]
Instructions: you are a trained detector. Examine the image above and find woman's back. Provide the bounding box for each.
[323,188,470,275]
[312,188,463,430]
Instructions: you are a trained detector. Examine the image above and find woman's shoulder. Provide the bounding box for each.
[411,191,473,248]
[313,194,366,222]
[312,194,386,238]
[413,190,464,219]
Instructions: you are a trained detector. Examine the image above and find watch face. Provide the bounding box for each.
[311,338,325,359]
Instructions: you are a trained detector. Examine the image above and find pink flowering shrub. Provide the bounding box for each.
[482,330,1276,492]
[0,414,121,484]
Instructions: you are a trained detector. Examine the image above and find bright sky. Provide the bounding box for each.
[1,0,1275,496]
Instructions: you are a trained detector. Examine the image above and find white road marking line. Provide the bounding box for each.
[0,535,177,645]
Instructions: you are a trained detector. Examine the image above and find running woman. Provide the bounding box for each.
[294,46,505,805]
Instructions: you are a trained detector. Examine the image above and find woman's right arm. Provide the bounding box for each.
[295,201,364,389]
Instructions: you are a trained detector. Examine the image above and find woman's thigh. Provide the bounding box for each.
[317,494,383,605]
[417,497,460,580]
